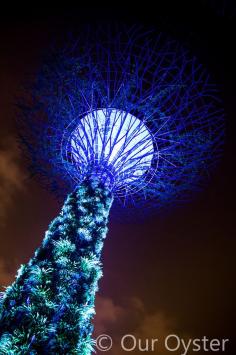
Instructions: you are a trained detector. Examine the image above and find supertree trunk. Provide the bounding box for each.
[0,179,113,354]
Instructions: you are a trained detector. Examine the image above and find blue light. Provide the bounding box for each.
[21,27,224,211]
[65,108,155,195]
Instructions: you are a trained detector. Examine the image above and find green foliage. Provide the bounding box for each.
[0,179,113,354]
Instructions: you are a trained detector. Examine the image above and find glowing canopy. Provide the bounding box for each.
[27,28,224,211]
[69,109,155,191]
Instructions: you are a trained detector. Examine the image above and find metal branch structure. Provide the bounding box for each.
[0,26,224,354]
[64,108,156,196]
[20,26,224,212]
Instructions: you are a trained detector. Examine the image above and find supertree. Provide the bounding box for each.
[0,26,224,354]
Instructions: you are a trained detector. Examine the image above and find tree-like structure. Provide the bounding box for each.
[0,180,112,354]
[0,27,224,354]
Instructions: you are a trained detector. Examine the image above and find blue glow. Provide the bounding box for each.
[22,27,224,211]
[66,108,155,195]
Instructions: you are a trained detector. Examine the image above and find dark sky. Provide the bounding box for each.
[0,2,235,354]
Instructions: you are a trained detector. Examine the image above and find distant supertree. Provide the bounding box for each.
[0,26,224,354]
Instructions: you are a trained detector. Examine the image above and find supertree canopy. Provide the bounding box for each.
[20,26,224,211]
[0,26,224,354]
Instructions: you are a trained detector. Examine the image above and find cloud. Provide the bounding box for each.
[94,295,126,335]
[94,295,177,354]
[0,136,26,225]
[134,311,176,354]
[0,258,15,290]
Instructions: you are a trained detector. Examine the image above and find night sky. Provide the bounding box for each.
[0,2,235,354]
